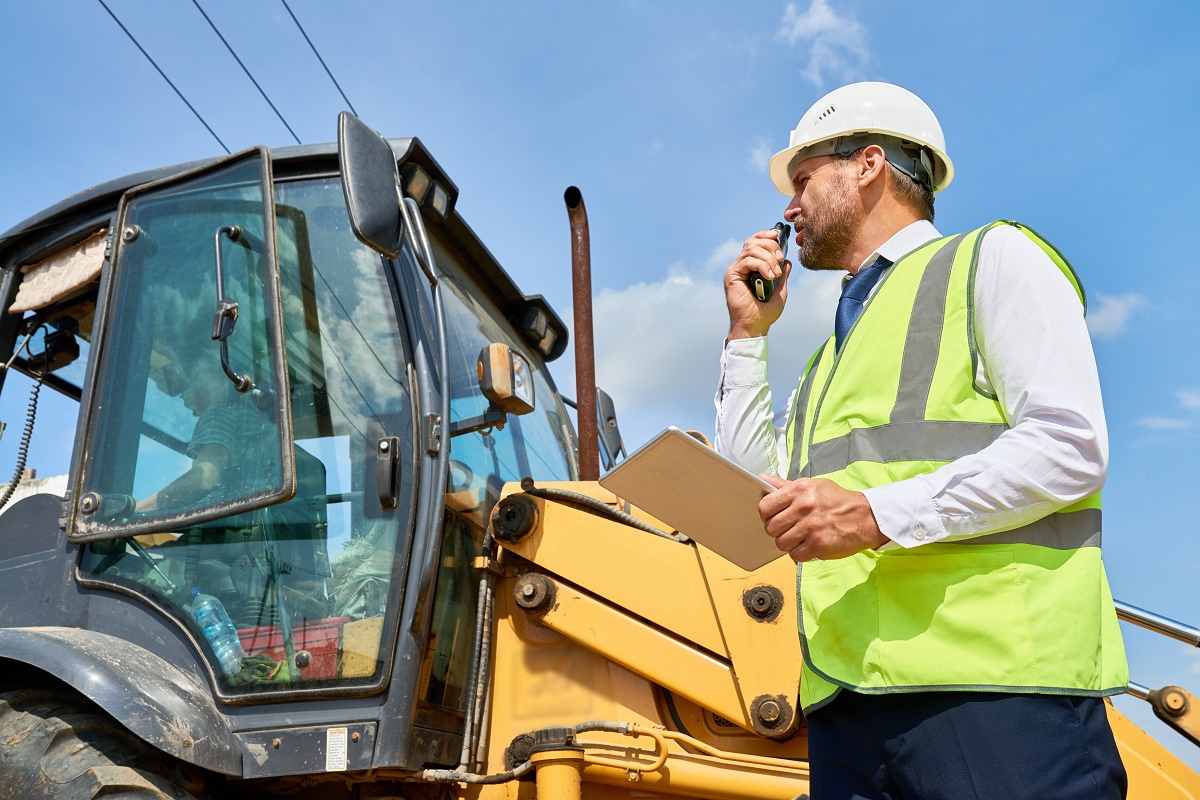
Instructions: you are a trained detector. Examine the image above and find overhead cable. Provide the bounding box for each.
[95,0,230,154]
[189,0,303,145]
[280,0,359,116]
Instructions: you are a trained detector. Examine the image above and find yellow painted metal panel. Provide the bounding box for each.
[498,485,728,655]
[697,548,804,736]
[533,579,751,728]
[1108,703,1200,799]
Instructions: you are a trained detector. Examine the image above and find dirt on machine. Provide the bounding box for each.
[0,112,1195,799]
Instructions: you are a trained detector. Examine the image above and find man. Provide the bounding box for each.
[715,82,1129,799]
[138,342,275,516]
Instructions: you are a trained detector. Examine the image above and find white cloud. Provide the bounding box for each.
[1178,388,1200,410]
[589,241,841,448]
[1086,292,1146,340]
[748,138,773,173]
[1135,416,1193,430]
[778,0,870,89]
[704,239,743,274]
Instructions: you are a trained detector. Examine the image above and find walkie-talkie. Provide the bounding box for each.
[748,222,790,302]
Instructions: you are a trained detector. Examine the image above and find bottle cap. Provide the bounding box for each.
[191,586,203,599]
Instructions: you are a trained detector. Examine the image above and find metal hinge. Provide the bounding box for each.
[425,413,443,455]
[58,489,73,532]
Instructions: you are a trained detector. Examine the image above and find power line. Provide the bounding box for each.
[95,0,230,154]
[189,0,302,145]
[280,0,359,116]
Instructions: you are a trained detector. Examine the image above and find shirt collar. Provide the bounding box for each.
[856,219,941,272]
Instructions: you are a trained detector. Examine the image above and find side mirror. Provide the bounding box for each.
[478,343,534,415]
[337,111,404,258]
[596,388,626,470]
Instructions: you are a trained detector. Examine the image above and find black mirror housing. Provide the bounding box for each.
[337,111,404,258]
[597,388,625,470]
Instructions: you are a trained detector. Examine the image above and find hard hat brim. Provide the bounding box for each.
[768,134,955,196]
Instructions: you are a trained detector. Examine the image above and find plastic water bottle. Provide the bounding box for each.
[190,587,247,678]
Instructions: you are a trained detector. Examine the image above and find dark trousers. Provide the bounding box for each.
[806,689,1127,800]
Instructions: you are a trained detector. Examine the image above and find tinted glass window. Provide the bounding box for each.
[73,152,290,538]
[414,228,576,726]
[81,176,416,695]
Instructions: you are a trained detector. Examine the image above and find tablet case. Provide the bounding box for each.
[598,427,784,570]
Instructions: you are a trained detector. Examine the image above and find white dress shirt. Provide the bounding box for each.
[714,220,1108,548]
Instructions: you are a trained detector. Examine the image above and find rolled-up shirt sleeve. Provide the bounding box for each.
[862,224,1108,548]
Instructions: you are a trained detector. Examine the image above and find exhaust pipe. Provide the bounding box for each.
[565,186,599,481]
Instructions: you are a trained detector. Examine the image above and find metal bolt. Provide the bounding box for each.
[758,700,782,726]
[122,225,140,242]
[295,650,312,669]
[513,574,555,612]
[272,738,281,749]
[351,732,360,743]
[1163,690,1187,714]
[744,585,782,621]
[379,440,389,452]
[79,493,99,514]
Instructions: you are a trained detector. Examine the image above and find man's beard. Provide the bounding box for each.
[798,169,859,271]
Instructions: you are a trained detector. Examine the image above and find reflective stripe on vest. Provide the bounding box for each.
[784,222,1127,712]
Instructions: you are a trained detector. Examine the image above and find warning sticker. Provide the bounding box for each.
[326,727,348,772]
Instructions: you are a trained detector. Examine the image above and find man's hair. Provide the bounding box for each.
[834,147,935,222]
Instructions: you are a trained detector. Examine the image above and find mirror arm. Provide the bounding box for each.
[448,407,507,439]
[397,194,440,288]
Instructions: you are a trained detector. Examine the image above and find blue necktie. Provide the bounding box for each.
[834,255,891,352]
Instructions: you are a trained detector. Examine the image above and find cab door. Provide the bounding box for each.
[70,150,419,701]
[68,148,293,541]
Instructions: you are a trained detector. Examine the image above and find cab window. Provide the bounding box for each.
[80,174,417,697]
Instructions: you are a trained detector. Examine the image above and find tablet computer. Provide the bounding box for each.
[598,427,784,571]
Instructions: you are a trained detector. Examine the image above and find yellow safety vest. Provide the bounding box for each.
[785,221,1128,712]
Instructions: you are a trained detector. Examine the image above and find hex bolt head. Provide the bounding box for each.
[758,700,782,726]
[1163,689,1188,714]
[743,585,783,622]
[79,493,100,514]
[122,225,140,242]
[513,574,555,613]
[751,694,794,737]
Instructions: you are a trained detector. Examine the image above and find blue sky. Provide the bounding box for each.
[2,0,1199,771]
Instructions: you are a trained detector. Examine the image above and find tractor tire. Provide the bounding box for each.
[0,688,209,800]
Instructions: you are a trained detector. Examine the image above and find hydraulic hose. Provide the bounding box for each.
[421,760,534,784]
[519,478,686,543]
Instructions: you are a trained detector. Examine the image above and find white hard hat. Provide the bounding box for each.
[768,82,954,196]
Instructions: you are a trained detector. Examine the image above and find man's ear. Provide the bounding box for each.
[857,144,888,189]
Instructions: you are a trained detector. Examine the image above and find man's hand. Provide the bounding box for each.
[725,229,792,340]
[759,475,890,562]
